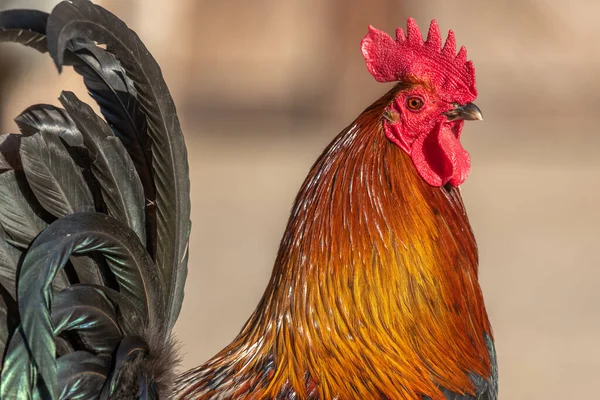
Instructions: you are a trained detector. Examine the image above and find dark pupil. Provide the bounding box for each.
[409,99,421,109]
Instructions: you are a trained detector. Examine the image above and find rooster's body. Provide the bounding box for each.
[0,2,496,399]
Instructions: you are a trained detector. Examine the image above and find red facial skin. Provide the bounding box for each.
[383,84,470,187]
[361,19,478,187]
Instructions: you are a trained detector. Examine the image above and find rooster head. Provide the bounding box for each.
[361,19,482,187]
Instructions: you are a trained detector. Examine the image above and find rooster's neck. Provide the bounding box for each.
[178,90,492,399]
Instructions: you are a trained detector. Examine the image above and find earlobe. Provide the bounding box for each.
[383,109,401,123]
[384,120,411,154]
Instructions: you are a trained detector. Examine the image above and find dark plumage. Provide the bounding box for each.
[0,1,190,398]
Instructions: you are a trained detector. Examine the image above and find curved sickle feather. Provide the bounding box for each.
[59,91,146,244]
[15,102,145,242]
[0,328,36,400]
[47,0,191,329]
[2,2,191,329]
[15,212,164,399]
[52,285,123,354]
[1,284,146,399]
[56,351,111,400]
[59,284,147,337]
[67,39,156,209]
[3,8,155,213]
[0,9,48,53]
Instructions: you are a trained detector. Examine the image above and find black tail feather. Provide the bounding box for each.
[0,169,51,250]
[57,351,111,399]
[0,9,48,53]
[59,92,147,244]
[0,1,191,398]
[47,0,191,329]
[68,38,155,212]
[0,224,19,299]
[19,128,95,219]
[15,104,82,145]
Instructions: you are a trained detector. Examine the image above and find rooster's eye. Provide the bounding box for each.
[406,97,424,111]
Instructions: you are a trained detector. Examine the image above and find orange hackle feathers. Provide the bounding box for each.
[175,86,492,400]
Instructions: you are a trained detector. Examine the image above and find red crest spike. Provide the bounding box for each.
[455,45,468,64]
[426,20,442,50]
[395,27,406,43]
[361,19,477,104]
[442,29,457,57]
[406,18,422,45]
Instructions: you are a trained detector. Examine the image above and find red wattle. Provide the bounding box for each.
[444,126,471,187]
[410,122,470,187]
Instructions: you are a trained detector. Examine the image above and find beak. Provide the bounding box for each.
[444,102,483,121]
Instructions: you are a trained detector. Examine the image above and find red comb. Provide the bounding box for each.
[361,19,477,103]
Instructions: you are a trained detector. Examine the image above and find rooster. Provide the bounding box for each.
[0,1,496,399]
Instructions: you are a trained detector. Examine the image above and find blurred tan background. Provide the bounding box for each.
[1,0,599,398]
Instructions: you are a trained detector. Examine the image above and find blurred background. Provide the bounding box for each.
[1,0,599,398]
